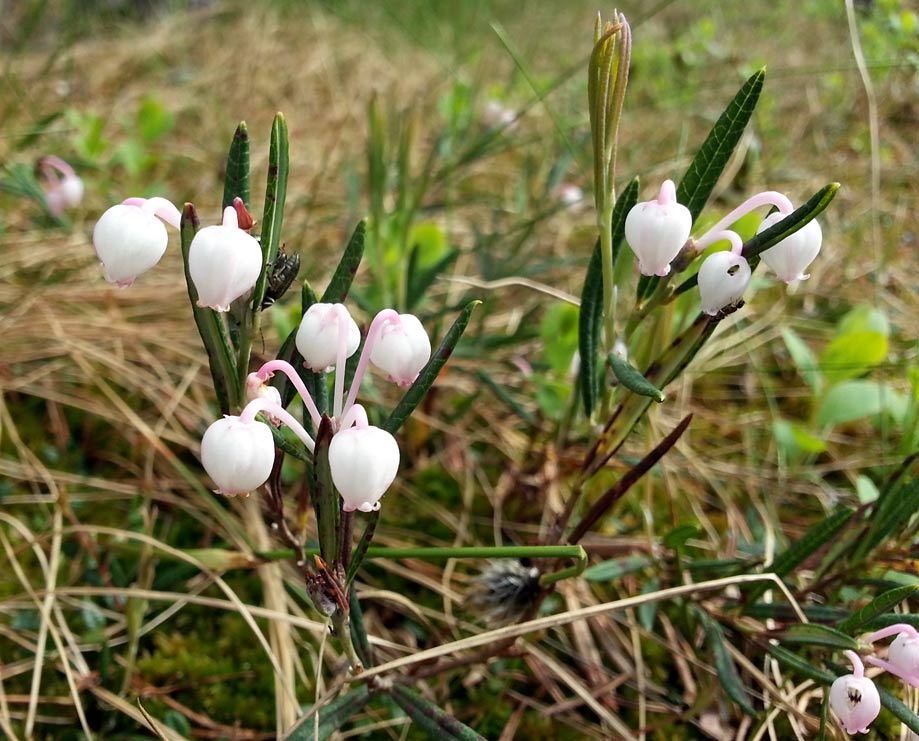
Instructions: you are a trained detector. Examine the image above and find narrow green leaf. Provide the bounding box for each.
[261,415,311,463]
[382,300,480,435]
[286,685,372,741]
[769,645,836,684]
[820,330,887,384]
[781,327,823,394]
[877,684,919,734]
[837,585,918,634]
[697,609,756,716]
[348,587,373,668]
[321,221,366,304]
[406,246,460,312]
[747,508,853,602]
[859,477,919,559]
[179,203,237,413]
[609,354,665,402]
[221,121,250,210]
[252,113,289,313]
[779,623,858,650]
[389,685,486,741]
[583,555,650,582]
[816,380,902,427]
[312,417,339,564]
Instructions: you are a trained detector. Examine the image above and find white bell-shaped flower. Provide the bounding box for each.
[697,251,752,316]
[624,180,692,277]
[887,632,919,687]
[295,303,361,372]
[189,206,263,312]
[38,156,83,217]
[200,415,276,497]
[369,312,431,387]
[328,425,400,513]
[756,213,822,283]
[829,673,880,734]
[93,201,177,286]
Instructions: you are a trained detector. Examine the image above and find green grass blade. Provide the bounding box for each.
[747,508,854,602]
[286,685,372,741]
[779,623,858,650]
[179,203,237,413]
[857,477,919,561]
[389,685,486,741]
[252,113,289,312]
[837,585,918,634]
[321,220,366,304]
[697,609,756,715]
[221,121,250,210]
[382,300,480,435]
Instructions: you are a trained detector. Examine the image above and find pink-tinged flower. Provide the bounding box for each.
[624,180,692,277]
[328,424,400,513]
[245,373,283,425]
[369,312,431,387]
[886,632,919,687]
[295,303,360,372]
[38,156,83,216]
[756,213,822,283]
[697,251,751,316]
[830,652,880,735]
[92,197,181,287]
[200,415,275,497]
[188,206,263,312]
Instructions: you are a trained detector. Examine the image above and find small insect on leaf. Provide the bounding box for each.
[260,246,301,309]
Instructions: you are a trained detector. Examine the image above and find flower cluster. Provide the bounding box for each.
[828,624,919,734]
[624,181,823,316]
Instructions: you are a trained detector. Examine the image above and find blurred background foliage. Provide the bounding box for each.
[1,0,919,737]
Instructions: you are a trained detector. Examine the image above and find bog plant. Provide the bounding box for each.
[82,11,919,739]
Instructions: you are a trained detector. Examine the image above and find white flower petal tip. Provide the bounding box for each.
[370,313,431,387]
[829,674,880,735]
[200,416,275,497]
[756,213,822,283]
[888,633,919,687]
[46,174,84,216]
[295,303,361,371]
[188,207,263,312]
[698,251,752,316]
[328,426,400,514]
[624,180,692,277]
[92,203,170,286]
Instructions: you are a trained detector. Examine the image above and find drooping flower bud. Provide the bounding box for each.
[295,303,360,372]
[38,156,83,217]
[328,425,400,513]
[92,197,180,286]
[369,312,431,387]
[756,213,822,283]
[245,373,283,425]
[697,251,752,316]
[830,652,881,735]
[886,632,919,688]
[624,180,692,277]
[200,415,276,497]
[188,206,263,312]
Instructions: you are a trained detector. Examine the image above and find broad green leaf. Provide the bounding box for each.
[839,305,890,337]
[820,330,887,384]
[638,69,765,301]
[779,623,858,650]
[858,477,919,559]
[579,177,639,416]
[135,95,174,142]
[252,113,289,313]
[837,585,918,634]
[321,221,366,304]
[856,475,880,504]
[583,555,651,582]
[781,327,823,394]
[382,300,480,435]
[697,609,756,716]
[179,204,237,413]
[389,685,486,741]
[287,685,372,740]
[542,303,580,374]
[773,419,826,457]
[221,121,250,210]
[816,380,905,427]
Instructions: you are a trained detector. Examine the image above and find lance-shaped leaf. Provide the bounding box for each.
[285,685,372,741]
[857,476,919,561]
[388,685,486,741]
[252,113,289,313]
[382,299,480,435]
[779,623,858,650]
[349,587,373,668]
[638,68,765,301]
[221,121,250,210]
[311,417,340,564]
[179,203,237,413]
[579,176,639,417]
[837,585,918,634]
[321,220,366,304]
[609,353,665,402]
[261,415,311,463]
[696,609,756,716]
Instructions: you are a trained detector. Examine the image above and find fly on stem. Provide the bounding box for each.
[588,11,631,354]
